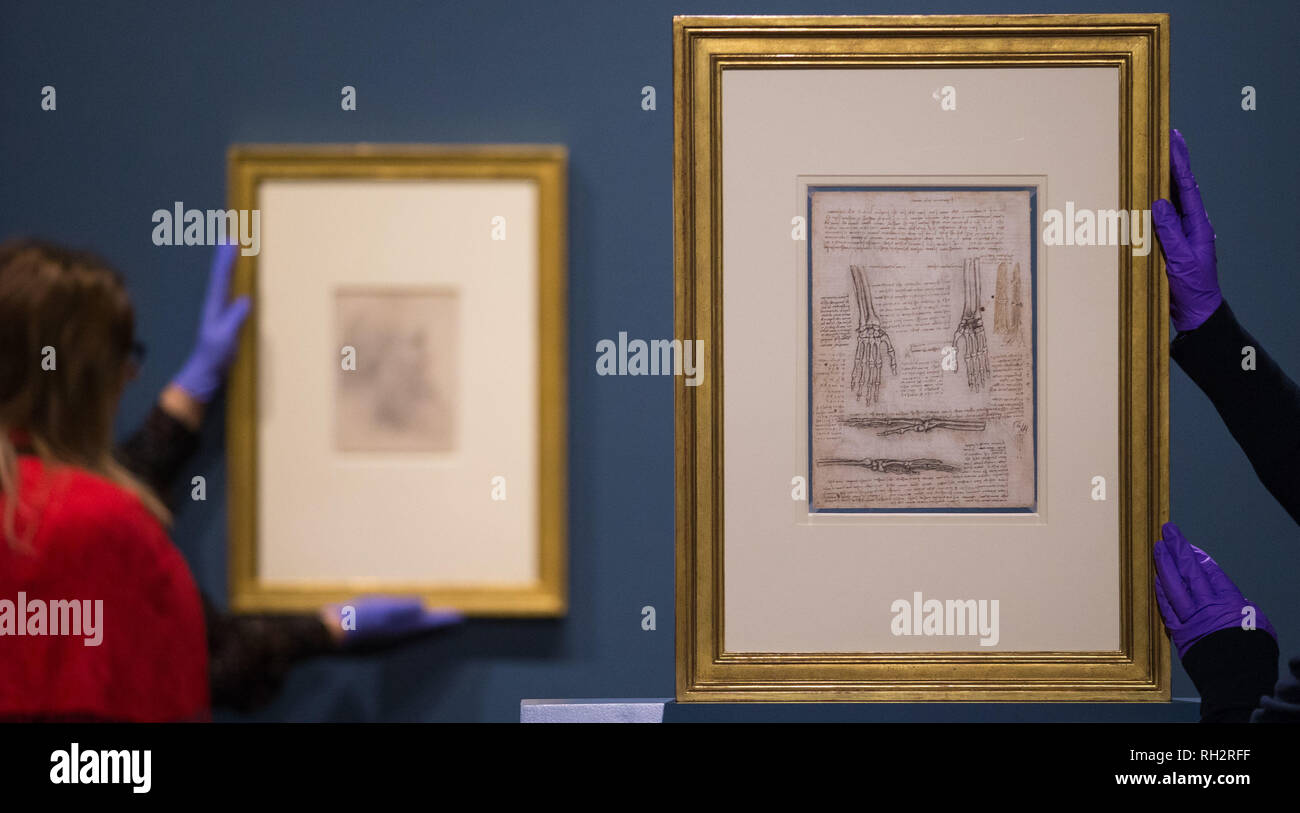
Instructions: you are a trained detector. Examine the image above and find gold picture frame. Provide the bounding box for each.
[227,144,567,616]
[674,15,1170,700]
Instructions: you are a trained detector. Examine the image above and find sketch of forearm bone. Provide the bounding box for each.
[849,265,896,404]
[816,457,960,474]
[1009,262,1024,338]
[841,415,987,436]
[952,257,991,391]
[993,261,1010,333]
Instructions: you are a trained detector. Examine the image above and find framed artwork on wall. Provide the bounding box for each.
[226,144,567,616]
[674,14,1170,700]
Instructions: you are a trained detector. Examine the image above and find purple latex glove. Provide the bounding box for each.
[1151,129,1222,332]
[172,242,251,403]
[1153,522,1274,659]
[330,596,463,646]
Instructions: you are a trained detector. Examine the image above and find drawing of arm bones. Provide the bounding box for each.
[843,416,986,436]
[1009,262,1024,337]
[952,257,991,391]
[849,265,896,404]
[993,262,1009,333]
[816,456,960,474]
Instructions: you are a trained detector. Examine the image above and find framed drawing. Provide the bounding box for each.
[674,15,1170,700]
[227,144,567,616]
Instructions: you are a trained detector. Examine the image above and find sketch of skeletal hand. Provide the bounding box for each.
[952,257,991,391]
[848,264,896,404]
[816,456,960,474]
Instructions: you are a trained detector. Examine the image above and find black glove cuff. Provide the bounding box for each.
[1181,627,1279,723]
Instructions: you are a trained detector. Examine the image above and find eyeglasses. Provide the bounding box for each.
[125,340,147,381]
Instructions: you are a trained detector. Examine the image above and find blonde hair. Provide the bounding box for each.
[0,238,170,548]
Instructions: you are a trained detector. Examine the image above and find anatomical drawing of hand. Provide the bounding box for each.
[849,265,896,404]
[952,257,990,392]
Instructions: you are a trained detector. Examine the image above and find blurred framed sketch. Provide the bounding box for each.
[334,287,459,454]
[674,15,1170,700]
[226,144,567,616]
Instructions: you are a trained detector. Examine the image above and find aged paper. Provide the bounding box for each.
[335,288,459,452]
[808,187,1036,511]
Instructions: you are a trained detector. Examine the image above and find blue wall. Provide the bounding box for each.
[1,0,1297,721]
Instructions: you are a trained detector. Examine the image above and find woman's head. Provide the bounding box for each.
[0,239,138,451]
[0,238,166,544]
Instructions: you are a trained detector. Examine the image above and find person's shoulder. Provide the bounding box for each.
[27,459,169,554]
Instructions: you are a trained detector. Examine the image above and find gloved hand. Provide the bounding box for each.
[172,242,252,403]
[1151,129,1222,332]
[325,596,463,647]
[1153,521,1274,659]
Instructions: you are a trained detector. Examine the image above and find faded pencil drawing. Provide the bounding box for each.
[335,288,459,452]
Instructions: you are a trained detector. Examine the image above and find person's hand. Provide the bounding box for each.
[1152,129,1222,332]
[1153,521,1274,659]
[322,596,464,647]
[171,242,251,403]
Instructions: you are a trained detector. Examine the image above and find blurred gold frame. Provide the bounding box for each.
[673,15,1170,700]
[226,144,567,616]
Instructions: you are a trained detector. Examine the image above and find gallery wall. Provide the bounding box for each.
[1,0,1296,721]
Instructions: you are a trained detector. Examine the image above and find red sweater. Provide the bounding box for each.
[0,456,209,721]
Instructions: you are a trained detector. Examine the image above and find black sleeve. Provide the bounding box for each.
[116,402,339,712]
[1170,300,1300,525]
[1252,655,1300,723]
[1181,627,1279,723]
[202,595,337,713]
[115,403,201,500]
